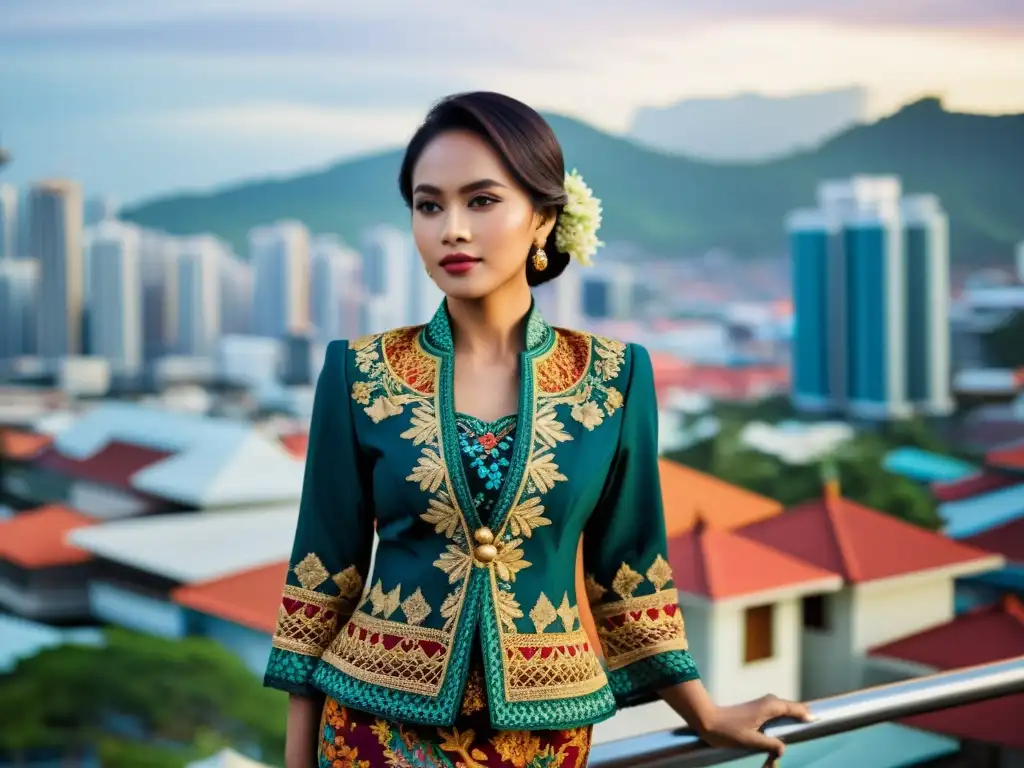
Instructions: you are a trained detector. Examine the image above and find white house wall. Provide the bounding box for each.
[801,588,858,699]
[852,576,954,652]
[707,599,801,706]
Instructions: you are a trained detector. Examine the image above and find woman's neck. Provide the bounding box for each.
[446,280,533,361]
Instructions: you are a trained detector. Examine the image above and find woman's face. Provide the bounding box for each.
[410,129,554,301]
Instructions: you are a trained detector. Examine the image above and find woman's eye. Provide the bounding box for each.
[415,200,440,213]
[469,195,498,208]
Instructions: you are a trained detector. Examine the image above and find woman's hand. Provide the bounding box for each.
[659,682,813,768]
[700,694,813,766]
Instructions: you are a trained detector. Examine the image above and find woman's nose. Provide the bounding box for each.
[441,208,471,245]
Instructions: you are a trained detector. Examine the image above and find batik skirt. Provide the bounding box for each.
[317,663,592,768]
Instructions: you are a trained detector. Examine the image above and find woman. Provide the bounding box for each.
[264,91,809,768]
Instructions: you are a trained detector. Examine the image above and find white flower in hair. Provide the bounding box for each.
[555,169,603,267]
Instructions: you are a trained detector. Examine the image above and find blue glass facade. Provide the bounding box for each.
[581,278,610,319]
[791,229,831,401]
[844,225,888,405]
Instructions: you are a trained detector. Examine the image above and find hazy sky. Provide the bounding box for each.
[1,1,1022,204]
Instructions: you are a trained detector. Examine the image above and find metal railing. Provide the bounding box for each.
[591,656,1024,767]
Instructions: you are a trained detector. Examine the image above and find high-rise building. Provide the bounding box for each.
[250,220,310,338]
[88,221,143,374]
[787,176,952,420]
[220,253,254,336]
[361,226,414,328]
[84,196,117,227]
[31,179,84,362]
[140,230,179,360]
[903,195,952,415]
[0,258,38,359]
[176,235,224,356]
[0,183,18,259]
[787,208,843,412]
[310,235,362,342]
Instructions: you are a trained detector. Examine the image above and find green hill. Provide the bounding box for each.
[121,98,1024,262]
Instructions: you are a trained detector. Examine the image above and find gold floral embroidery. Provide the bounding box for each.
[571,400,605,431]
[420,493,462,538]
[318,698,371,768]
[350,380,373,405]
[368,581,402,619]
[594,336,626,381]
[401,588,432,626]
[438,728,488,768]
[460,665,488,716]
[407,448,446,493]
[611,563,644,600]
[584,574,607,604]
[557,593,578,632]
[490,730,543,765]
[332,565,364,601]
[493,538,531,582]
[440,591,461,632]
[350,327,436,425]
[323,612,450,696]
[294,552,330,590]
[646,554,674,591]
[496,590,524,631]
[504,497,552,538]
[501,629,608,701]
[529,593,558,633]
[271,585,342,656]
[435,545,473,583]
[593,591,688,670]
[535,329,592,394]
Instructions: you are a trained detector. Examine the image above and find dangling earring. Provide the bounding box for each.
[532,245,548,272]
[424,263,432,278]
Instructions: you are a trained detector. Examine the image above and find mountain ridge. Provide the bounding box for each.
[121,98,1024,263]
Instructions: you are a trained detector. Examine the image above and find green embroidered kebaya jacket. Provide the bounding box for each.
[263,302,700,730]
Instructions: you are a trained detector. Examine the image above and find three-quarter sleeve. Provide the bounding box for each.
[263,340,375,696]
[582,343,700,708]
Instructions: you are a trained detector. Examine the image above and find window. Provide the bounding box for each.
[744,604,774,663]
[802,594,830,630]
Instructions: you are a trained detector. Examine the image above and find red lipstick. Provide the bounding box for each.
[439,253,481,275]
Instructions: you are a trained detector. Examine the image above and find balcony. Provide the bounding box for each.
[591,656,1024,767]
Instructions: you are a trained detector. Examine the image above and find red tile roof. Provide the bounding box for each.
[0,505,94,568]
[35,440,172,489]
[171,561,288,634]
[964,517,1024,563]
[986,440,1024,472]
[0,428,53,460]
[870,596,1024,749]
[278,433,308,460]
[668,520,840,600]
[931,471,1020,503]
[659,459,782,537]
[736,494,1000,584]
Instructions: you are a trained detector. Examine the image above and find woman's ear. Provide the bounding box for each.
[534,209,557,245]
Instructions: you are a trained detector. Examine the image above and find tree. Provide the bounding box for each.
[983,310,1024,369]
[669,418,944,530]
[0,628,288,767]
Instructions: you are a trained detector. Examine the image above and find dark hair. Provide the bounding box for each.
[399,91,570,286]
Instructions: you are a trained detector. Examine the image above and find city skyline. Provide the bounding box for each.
[2,2,1024,202]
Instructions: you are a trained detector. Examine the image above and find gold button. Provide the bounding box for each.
[474,544,498,563]
[473,527,495,545]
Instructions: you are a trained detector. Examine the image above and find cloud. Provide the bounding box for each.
[144,103,422,144]
[2,1,1022,46]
